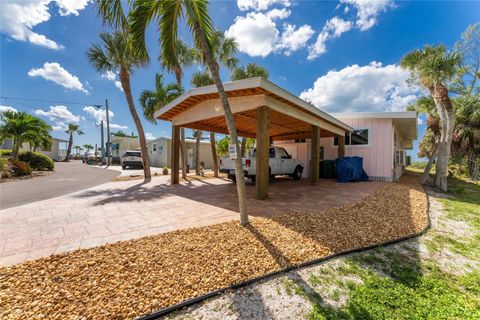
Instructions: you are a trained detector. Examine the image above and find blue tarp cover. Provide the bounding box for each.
[335,156,369,183]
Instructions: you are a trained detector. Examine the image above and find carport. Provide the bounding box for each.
[155,77,352,200]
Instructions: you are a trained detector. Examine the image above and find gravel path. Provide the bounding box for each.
[0,174,428,319]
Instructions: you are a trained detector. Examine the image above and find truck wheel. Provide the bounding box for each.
[228,174,237,183]
[293,166,303,180]
[122,165,126,170]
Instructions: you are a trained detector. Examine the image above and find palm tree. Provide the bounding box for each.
[401,45,461,191]
[231,63,269,157]
[87,31,152,179]
[83,144,93,152]
[452,95,480,179]
[74,145,83,155]
[139,73,180,123]
[0,111,52,160]
[25,121,52,152]
[192,31,239,178]
[64,123,84,161]
[406,96,440,183]
[163,40,197,178]
[129,0,248,224]
[231,63,269,81]
[190,71,214,175]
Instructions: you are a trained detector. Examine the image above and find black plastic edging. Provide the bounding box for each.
[137,185,432,320]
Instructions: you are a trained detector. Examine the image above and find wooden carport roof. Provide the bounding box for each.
[155,77,352,140]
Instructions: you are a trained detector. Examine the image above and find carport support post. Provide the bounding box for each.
[311,125,320,185]
[171,125,180,184]
[256,106,270,200]
[338,135,345,158]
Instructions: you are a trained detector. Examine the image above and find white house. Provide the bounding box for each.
[0,137,68,161]
[147,136,214,169]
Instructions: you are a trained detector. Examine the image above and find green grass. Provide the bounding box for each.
[303,175,480,320]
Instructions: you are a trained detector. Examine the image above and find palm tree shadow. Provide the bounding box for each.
[244,224,375,319]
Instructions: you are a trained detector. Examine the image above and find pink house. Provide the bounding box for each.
[275,112,418,181]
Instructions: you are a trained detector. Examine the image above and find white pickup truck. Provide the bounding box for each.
[220,146,304,182]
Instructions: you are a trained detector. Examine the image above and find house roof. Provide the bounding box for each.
[331,111,418,149]
[154,77,353,135]
[147,136,210,145]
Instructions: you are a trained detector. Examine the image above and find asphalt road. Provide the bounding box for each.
[0,161,120,210]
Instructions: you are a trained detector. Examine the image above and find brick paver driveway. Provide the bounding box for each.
[0,176,384,266]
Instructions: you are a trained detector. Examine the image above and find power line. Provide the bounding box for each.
[0,96,101,106]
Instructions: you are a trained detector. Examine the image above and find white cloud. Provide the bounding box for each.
[114,81,124,92]
[226,12,313,57]
[35,105,81,130]
[225,12,279,57]
[28,62,89,93]
[109,123,128,130]
[266,8,290,20]
[83,106,127,130]
[299,62,422,113]
[308,17,353,60]
[0,1,90,50]
[237,0,290,11]
[101,71,124,92]
[340,0,394,31]
[101,70,116,81]
[418,114,426,125]
[54,0,91,16]
[0,105,18,113]
[276,23,315,56]
[145,132,156,140]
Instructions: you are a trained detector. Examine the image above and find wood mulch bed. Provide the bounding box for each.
[0,173,428,319]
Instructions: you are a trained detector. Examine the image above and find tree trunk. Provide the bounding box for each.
[467,152,480,180]
[210,132,218,177]
[12,138,20,161]
[119,69,151,179]
[431,84,455,192]
[175,68,188,179]
[421,138,440,184]
[195,130,202,175]
[64,133,73,161]
[191,18,248,225]
[241,137,246,157]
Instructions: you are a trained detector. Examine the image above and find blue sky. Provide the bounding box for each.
[1,0,478,160]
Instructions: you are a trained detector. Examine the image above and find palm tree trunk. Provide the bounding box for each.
[431,84,455,192]
[210,132,218,177]
[175,68,188,179]
[241,137,247,157]
[467,152,480,180]
[191,19,248,225]
[421,138,439,184]
[64,133,73,161]
[195,130,201,175]
[119,69,151,179]
[12,138,20,161]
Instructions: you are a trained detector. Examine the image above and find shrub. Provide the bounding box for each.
[11,160,32,176]
[0,149,12,157]
[19,151,54,171]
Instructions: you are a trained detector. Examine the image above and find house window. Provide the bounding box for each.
[395,150,405,165]
[295,138,306,143]
[320,146,324,160]
[152,143,157,152]
[334,129,369,146]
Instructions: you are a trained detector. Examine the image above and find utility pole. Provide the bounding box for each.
[106,98,111,166]
[100,120,105,164]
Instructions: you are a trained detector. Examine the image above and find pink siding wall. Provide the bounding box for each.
[276,117,395,180]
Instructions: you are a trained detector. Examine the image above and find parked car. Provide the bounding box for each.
[121,150,143,169]
[220,146,303,182]
[82,152,96,163]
